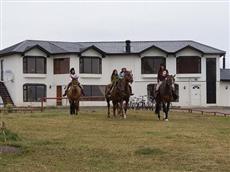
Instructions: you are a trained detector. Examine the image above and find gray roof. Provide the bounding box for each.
[0,40,226,57]
[220,69,230,81]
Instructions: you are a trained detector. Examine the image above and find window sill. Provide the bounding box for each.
[141,74,158,78]
[176,74,202,78]
[23,74,47,78]
[79,74,102,78]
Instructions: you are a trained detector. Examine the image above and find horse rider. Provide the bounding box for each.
[119,68,134,95]
[63,68,85,96]
[107,69,120,96]
[155,64,177,100]
[119,67,127,79]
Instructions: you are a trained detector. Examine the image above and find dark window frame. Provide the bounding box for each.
[83,85,105,99]
[79,56,102,74]
[23,56,47,74]
[141,56,166,74]
[53,58,70,74]
[176,56,201,74]
[23,84,46,102]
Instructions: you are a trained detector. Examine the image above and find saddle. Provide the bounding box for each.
[71,79,78,86]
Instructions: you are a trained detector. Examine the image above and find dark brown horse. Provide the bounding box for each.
[67,80,81,115]
[155,75,175,121]
[105,71,133,118]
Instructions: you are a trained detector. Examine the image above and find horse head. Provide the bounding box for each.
[124,71,133,83]
[165,75,175,89]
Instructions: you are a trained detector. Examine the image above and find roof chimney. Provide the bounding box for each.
[223,54,226,69]
[125,40,131,53]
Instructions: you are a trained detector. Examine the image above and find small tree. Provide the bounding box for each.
[0,121,7,142]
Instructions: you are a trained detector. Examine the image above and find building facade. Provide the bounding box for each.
[0,40,228,107]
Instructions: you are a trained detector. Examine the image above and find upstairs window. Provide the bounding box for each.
[80,56,102,74]
[141,57,166,74]
[177,56,201,74]
[23,56,46,74]
[53,58,70,74]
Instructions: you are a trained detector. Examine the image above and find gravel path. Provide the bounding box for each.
[0,146,20,154]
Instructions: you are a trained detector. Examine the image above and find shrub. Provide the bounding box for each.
[5,104,13,113]
[0,128,20,142]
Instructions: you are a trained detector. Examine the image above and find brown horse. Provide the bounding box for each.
[67,80,81,115]
[155,75,175,121]
[105,71,133,118]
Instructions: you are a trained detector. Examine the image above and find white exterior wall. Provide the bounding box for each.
[219,82,230,106]
[0,46,226,107]
[0,54,21,104]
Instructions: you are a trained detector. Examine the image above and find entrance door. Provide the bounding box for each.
[191,85,201,106]
[0,60,3,81]
[56,86,62,106]
[206,58,216,103]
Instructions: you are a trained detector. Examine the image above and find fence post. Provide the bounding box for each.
[41,97,44,112]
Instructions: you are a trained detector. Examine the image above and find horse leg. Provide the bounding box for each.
[162,102,168,121]
[107,98,110,118]
[69,101,73,115]
[112,101,116,117]
[162,102,166,119]
[124,99,129,115]
[120,100,125,119]
[165,102,170,120]
[75,101,79,115]
[124,100,128,119]
[155,102,161,120]
[72,102,75,115]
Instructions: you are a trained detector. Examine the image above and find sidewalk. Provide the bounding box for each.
[176,106,230,116]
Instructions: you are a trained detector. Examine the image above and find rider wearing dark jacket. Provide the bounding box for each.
[156,64,169,92]
[155,64,177,100]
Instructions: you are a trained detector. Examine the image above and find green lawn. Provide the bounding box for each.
[0,108,229,172]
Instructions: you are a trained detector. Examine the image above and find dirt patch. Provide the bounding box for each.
[0,145,21,154]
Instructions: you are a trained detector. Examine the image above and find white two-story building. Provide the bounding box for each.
[0,40,228,107]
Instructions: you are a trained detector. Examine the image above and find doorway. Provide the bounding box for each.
[191,85,201,106]
[56,85,62,106]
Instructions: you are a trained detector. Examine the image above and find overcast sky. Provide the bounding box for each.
[0,0,229,67]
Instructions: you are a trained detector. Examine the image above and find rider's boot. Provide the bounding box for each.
[129,86,134,95]
[81,89,85,96]
[63,90,67,97]
[154,90,159,99]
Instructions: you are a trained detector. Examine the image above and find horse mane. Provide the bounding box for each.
[116,78,127,91]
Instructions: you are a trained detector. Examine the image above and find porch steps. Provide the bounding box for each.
[0,82,14,106]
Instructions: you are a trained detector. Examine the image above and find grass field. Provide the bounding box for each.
[0,108,229,172]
